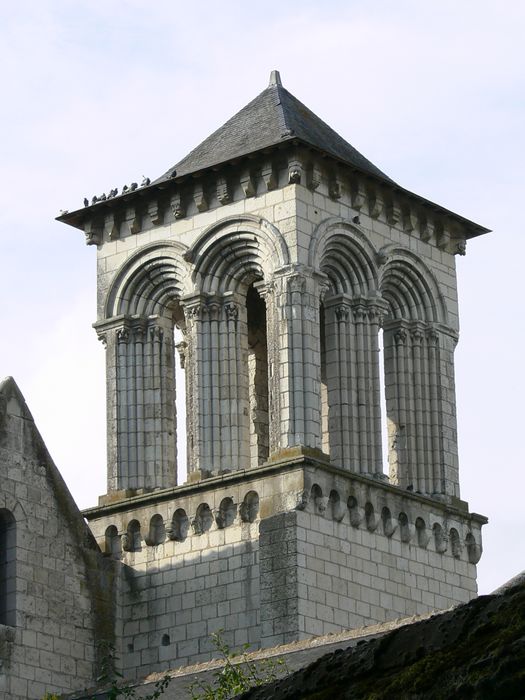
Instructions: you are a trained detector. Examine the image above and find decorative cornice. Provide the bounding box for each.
[57,142,489,249]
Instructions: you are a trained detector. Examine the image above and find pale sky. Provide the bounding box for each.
[1,1,523,595]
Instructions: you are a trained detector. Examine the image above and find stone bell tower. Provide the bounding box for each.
[58,71,488,679]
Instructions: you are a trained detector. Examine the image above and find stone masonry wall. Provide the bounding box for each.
[85,459,484,679]
[117,520,260,678]
[0,378,113,700]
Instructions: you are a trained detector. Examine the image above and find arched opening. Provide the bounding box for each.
[169,509,189,542]
[348,495,361,527]
[0,509,16,626]
[124,519,142,552]
[381,506,395,537]
[104,525,121,557]
[246,284,269,468]
[240,491,260,523]
[217,497,236,529]
[365,502,377,532]
[398,512,410,542]
[146,514,166,546]
[173,304,187,484]
[415,517,429,548]
[309,484,325,515]
[450,528,461,558]
[194,503,213,534]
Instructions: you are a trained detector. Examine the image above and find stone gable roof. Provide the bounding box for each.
[153,70,393,184]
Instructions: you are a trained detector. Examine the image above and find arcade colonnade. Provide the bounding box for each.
[95,215,459,500]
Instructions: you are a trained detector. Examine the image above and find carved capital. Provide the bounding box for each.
[224,302,239,321]
[352,304,368,322]
[288,274,306,294]
[133,324,146,342]
[368,304,385,325]
[427,328,439,346]
[185,304,202,321]
[117,328,130,344]
[411,328,424,344]
[394,328,407,346]
[207,301,221,321]
[335,304,350,321]
[149,326,164,342]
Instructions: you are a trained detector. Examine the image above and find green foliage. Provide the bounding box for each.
[189,631,288,700]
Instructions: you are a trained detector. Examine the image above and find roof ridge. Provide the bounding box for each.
[271,83,292,140]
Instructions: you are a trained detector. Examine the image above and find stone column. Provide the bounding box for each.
[260,281,282,460]
[384,320,455,497]
[323,295,384,475]
[436,327,460,498]
[270,267,324,456]
[95,314,176,493]
[183,294,250,476]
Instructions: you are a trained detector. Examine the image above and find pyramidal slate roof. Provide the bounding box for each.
[153,71,393,184]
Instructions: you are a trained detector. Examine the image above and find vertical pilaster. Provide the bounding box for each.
[437,328,460,498]
[95,314,176,493]
[262,281,282,459]
[384,320,455,497]
[183,294,250,475]
[272,267,324,454]
[322,296,384,475]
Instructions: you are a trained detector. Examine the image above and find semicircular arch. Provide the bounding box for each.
[105,241,190,319]
[379,247,448,324]
[187,215,290,295]
[309,218,379,297]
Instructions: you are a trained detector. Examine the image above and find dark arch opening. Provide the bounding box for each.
[247,284,269,467]
[0,509,16,626]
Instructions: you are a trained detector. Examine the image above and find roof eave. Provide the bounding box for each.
[57,138,490,240]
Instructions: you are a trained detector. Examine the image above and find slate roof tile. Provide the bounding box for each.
[153,71,393,184]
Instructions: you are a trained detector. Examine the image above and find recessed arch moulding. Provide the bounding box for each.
[93,200,463,504]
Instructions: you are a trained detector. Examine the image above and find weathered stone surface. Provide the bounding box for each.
[0,377,114,699]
